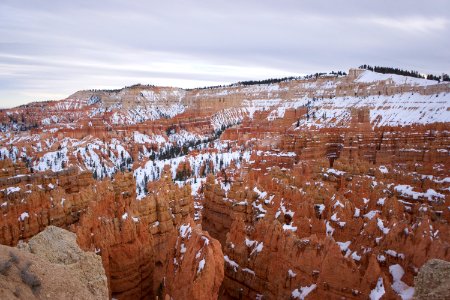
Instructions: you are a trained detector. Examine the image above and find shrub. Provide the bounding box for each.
[9,251,19,264]
[20,262,41,293]
[0,259,12,275]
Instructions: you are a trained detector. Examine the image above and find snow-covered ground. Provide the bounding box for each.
[261,92,450,128]
[356,70,440,86]
[110,103,185,125]
[134,149,251,199]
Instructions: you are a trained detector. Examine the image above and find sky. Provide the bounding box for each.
[0,0,449,108]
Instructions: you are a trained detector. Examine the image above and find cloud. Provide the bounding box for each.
[366,16,448,33]
[0,0,449,107]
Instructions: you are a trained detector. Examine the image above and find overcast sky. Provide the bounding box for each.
[0,0,449,108]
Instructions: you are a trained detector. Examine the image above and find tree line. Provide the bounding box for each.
[359,65,450,82]
[189,71,348,91]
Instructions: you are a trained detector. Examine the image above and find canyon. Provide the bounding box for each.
[0,68,449,299]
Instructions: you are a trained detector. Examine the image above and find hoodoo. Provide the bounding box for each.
[0,69,449,299]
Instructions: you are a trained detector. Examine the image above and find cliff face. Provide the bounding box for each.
[75,169,223,299]
[0,69,449,299]
[203,121,449,299]
[0,167,95,245]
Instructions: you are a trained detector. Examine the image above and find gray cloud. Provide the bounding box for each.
[1,0,449,107]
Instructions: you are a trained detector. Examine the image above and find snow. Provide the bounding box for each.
[333,199,344,209]
[377,255,386,262]
[221,181,231,194]
[291,284,317,300]
[191,178,206,197]
[256,150,296,157]
[315,204,325,215]
[245,238,264,255]
[283,223,298,232]
[291,91,450,128]
[110,102,185,125]
[377,198,386,206]
[177,242,186,254]
[325,221,334,236]
[41,115,59,125]
[224,255,239,272]
[252,202,267,216]
[351,251,361,261]
[377,218,390,234]
[253,186,267,199]
[134,149,251,199]
[121,212,128,220]
[337,241,351,252]
[179,224,192,239]
[245,237,255,247]
[288,269,297,278]
[168,130,206,147]
[18,212,29,221]
[201,236,210,245]
[379,166,389,174]
[244,98,282,119]
[385,249,405,259]
[4,187,20,195]
[253,242,263,254]
[133,131,166,145]
[331,213,339,221]
[211,107,245,130]
[369,277,386,300]
[389,264,415,300]
[276,199,295,219]
[34,147,69,172]
[356,70,439,86]
[327,168,345,176]
[364,210,380,220]
[395,185,445,202]
[197,258,206,274]
[242,268,256,276]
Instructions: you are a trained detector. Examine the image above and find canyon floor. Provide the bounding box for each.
[0,68,449,299]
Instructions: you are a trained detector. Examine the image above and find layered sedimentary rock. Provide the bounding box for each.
[0,226,108,299]
[74,168,223,299]
[203,122,449,299]
[0,167,95,246]
[0,69,449,299]
[163,219,224,300]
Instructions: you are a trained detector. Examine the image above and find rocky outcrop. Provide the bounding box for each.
[163,219,224,300]
[0,167,96,246]
[202,132,449,299]
[75,169,221,299]
[414,259,450,300]
[0,225,108,299]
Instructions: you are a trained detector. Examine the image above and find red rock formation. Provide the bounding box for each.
[202,121,449,299]
[0,69,449,299]
[0,167,95,245]
[74,169,223,299]
[163,218,224,300]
